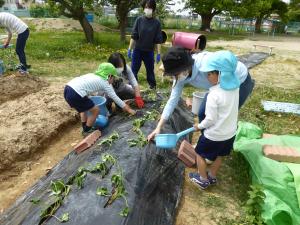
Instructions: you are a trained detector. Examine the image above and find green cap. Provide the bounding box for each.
[95,62,118,80]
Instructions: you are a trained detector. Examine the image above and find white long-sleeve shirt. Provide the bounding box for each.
[198,84,239,141]
[121,64,138,87]
[161,51,248,120]
[67,73,126,108]
[0,12,28,35]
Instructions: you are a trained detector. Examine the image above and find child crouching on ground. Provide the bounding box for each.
[64,62,136,136]
[108,52,144,110]
[189,51,240,189]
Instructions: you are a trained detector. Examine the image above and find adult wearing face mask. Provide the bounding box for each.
[107,52,144,110]
[127,0,163,90]
[147,46,255,141]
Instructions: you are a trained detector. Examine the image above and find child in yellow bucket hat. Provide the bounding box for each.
[64,62,136,136]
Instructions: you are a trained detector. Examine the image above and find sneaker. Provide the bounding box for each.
[18,69,28,75]
[188,172,210,190]
[207,174,217,185]
[81,127,98,137]
[149,85,156,90]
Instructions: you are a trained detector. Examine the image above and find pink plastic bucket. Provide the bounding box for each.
[172,32,206,50]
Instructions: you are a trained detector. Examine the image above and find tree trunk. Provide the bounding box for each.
[255,17,262,33]
[116,2,129,42]
[79,16,94,43]
[119,16,128,42]
[200,14,213,31]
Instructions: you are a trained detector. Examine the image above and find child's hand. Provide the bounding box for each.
[193,124,200,131]
[3,40,9,48]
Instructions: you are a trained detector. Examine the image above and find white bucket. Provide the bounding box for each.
[192,91,207,115]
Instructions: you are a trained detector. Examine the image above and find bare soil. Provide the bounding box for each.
[0,74,83,213]
[0,74,48,104]
[23,18,112,32]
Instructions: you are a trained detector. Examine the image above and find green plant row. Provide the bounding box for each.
[30,151,129,224]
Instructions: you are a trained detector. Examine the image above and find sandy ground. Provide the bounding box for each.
[0,74,48,104]
[23,17,112,32]
[0,75,78,172]
[0,74,82,213]
[207,37,300,90]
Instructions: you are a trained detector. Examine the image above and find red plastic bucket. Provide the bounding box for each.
[172,32,206,50]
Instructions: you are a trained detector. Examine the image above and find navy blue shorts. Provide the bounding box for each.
[195,134,235,161]
[64,85,94,113]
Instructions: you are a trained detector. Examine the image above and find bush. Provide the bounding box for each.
[29,3,60,18]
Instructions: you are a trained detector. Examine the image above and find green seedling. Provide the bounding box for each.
[120,206,130,217]
[142,89,157,101]
[30,198,40,205]
[67,167,89,187]
[90,162,110,178]
[96,187,110,197]
[39,180,71,224]
[98,131,119,147]
[133,118,146,130]
[59,213,70,223]
[98,168,130,217]
[144,110,159,121]
[102,153,116,165]
[39,197,63,224]
[43,212,69,223]
[111,174,122,187]
[74,171,87,189]
[128,129,147,148]
[50,180,70,197]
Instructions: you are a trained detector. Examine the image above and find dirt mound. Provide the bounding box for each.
[0,74,48,104]
[0,82,78,172]
[23,18,110,32]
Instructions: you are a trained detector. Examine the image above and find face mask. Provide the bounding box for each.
[144,8,153,18]
[116,67,123,75]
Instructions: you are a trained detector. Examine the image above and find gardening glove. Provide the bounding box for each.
[127,49,132,59]
[135,96,145,109]
[156,53,161,64]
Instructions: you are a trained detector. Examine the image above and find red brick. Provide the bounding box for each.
[178,140,196,167]
[74,130,101,154]
[263,145,300,163]
[262,133,276,139]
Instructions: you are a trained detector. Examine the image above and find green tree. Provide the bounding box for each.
[102,0,140,42]
[288,0,300,21]
[185,0,235,31]
[47,0,101,43]
[0,0,4,7]
[238,0,288,33]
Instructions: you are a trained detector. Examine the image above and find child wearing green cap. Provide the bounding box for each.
[64,62,136,136]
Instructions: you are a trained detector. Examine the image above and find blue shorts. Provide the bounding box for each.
[195,134,235,161]
[64,85,94,113]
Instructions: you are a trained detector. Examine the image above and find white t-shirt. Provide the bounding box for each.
[0,12,28,34]
[198,84,239,141]
[67,73,125,108]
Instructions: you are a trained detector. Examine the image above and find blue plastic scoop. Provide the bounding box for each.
[155,127,195,149]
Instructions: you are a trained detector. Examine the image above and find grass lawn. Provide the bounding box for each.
[2,30,299,224]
